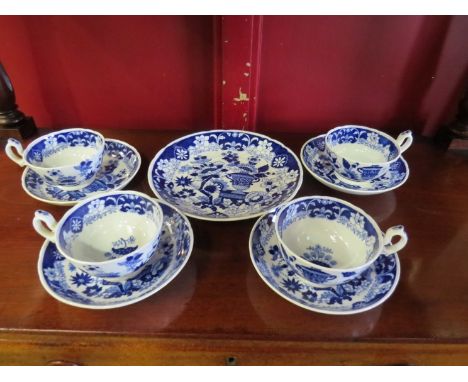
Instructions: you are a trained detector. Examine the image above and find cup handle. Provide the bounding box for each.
[33,210,57,243]
[5,138,27,167]
[382,225,408,255]
[396,130,413,154]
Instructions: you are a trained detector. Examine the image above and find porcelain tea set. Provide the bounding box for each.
[5,125,412,314]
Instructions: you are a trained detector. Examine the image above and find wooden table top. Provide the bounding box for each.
[1,129,468,363]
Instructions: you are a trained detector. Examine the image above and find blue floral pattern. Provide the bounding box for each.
[23,139,140,205]
[148,130,302,220]
[301,135,408,195]
[326,127,398,161]
[250,208,400,314]
[58,194,161,266]
[277,197,379,260]
[38,201,193,309]
[25,129,102,164]
[302,244,336,267]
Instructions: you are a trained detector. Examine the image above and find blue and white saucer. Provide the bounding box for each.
[22,139,141,205]
[148,130,303,221]
[249,207,400,315]
[37,200,193,309]
[301,135,409,195]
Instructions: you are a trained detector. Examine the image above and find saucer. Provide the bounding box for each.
[37,200,193,309]
[249,207,400,315]
[148,130,303,221]
[301,135,409,195]
[23,139,141,205]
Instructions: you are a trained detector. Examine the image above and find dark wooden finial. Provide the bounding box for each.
[0,61,37,140]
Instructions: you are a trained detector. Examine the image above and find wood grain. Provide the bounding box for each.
[1,129,468,365]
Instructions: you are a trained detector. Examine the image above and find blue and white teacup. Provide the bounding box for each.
[33,191,164,279]
[324,125,413,182]
[274,196,408,286]
[5,128,105,189]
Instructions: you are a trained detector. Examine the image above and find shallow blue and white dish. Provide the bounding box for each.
[37,200,193,309]
[22,139,141,205]
[301,135,409,195]
[148,130,303,221]
[249,207,400,315]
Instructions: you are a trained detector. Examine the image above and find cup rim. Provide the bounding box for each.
[51,190,164,267]
[23,127,106,171]
[325,125,401,166]
[274,195,384,272]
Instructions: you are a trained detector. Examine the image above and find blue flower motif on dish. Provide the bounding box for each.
[174,146,189,161]
[282,277,302,293]
[302,244,336,268]
[71,272,92,287]
[38,201,193,309]
[301,135,408,195]
[148,130,302,220]
[70,218,83,233]
[23,139,140,205]
[249,207,400,315]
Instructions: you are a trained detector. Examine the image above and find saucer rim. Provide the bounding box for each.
[300,134,410,196]
[147,129,304,222]
[248,209,401,315]
[36,199,194,310]
[22,138,142,206]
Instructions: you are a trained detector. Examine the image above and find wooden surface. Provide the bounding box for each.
[1,129,468,365]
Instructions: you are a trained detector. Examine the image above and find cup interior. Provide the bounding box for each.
[276,198,380,269]
[58,193,161,263]
[25,129,104,168]
[326,126,399,164]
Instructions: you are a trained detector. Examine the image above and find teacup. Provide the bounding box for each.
[324,125,412,182]
[33,191,164,279]
[274,196,408,286]
[5,128,105,189]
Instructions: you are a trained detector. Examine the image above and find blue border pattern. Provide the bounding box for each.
[24,140,140,203]
[302,136,407,193]
[149,131,301,220]
[39,202,192,308]
[250,208,399,314]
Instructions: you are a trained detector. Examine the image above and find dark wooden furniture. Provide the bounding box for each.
[0,62,37,140]
[1,129,468,365]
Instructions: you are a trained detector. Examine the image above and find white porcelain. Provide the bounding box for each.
[5,128,105,189]
[250,207,401,315]
[325,125,412,182]
[32,191,164,279]
[37,199,194,309]
[22,139,141,206]
[274,196,408,286]
[300,135,409,195]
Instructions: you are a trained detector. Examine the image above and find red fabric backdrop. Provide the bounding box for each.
[0,16,214,130]
[0,16,467,136]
